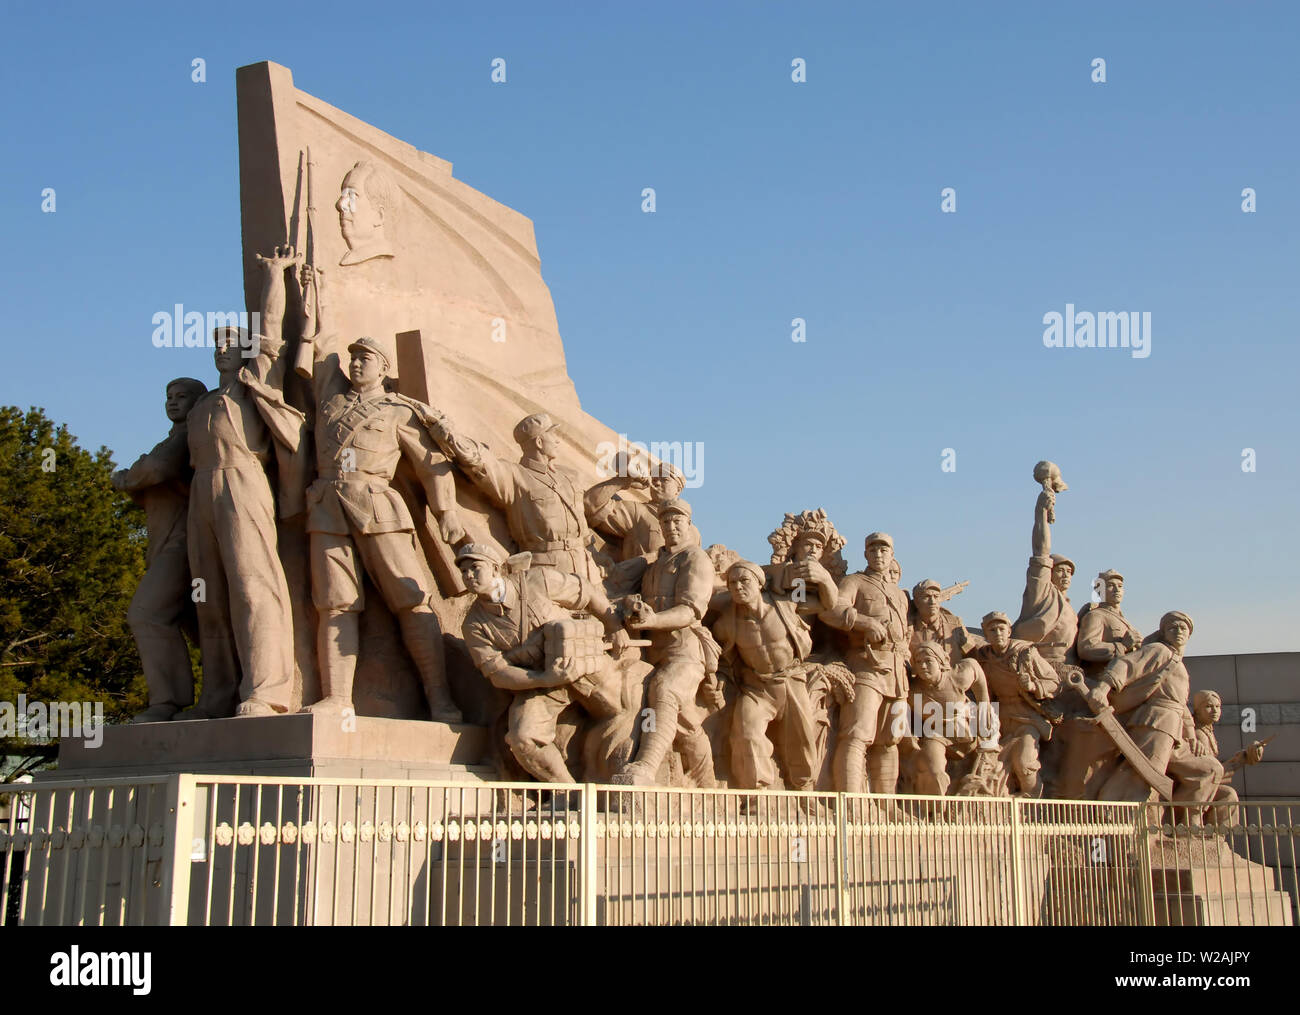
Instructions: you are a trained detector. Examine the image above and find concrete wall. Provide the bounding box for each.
[1184,653,1300,800]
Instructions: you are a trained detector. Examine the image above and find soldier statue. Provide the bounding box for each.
[287,258,464,722]
[820,532,912,794]
[1079,611,1222,820]
[457,543,635,782]
[433,410,602,583]
[1076,570,1142,676]
[910,578,980,667]
[113,377,207,722]
[968,611,1061,797]
[584,457,687,562]
[613,499,724,786]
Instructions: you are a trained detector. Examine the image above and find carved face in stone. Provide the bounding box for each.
[348,347,386,390]
[337,182,379,246]
[534,429,561,461]
[916,584,942,620]
[649,468,684,504]
[913,648,945,687]
[213,329,244,373]
[1103,576,1124,607]
[792,533,825,564]
[1161,615,1191,651]
[983,618,1011,653]
[459,558,501,599]
[727,567,763,608]
[336,161,396,265]
[1194,695,1222,726]
[164,382,202,422]
[865,542,893,575]
[660,512,690,550]
[1052,562,1073,593]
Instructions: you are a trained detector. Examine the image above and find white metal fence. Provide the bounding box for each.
[1147,800,1298,927]
[1,776,1294,926]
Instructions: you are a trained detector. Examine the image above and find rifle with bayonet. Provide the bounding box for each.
[938,580,969,603]
[293,147,318,379]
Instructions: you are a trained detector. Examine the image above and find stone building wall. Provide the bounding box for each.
[1185,652,1300,800]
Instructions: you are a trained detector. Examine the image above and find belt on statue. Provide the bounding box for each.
[750,664,807,682]
[316,469,386,481]
[528,538,585,552]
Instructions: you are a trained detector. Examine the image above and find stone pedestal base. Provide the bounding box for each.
[49,713,494,782]
[1149,833,1296,926]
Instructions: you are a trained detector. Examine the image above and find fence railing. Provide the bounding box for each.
[1,776,1294,926]
[1146,800,1298,927]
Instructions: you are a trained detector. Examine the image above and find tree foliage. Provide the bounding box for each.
[1,406,149,772]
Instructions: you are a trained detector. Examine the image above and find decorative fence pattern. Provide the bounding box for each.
[1,777,1294,926]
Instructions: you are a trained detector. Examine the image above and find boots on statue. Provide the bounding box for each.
[868,744,900,795]
[613,697,679,785]
[835,738,868,794]
[398,607,462,724]
[304,609,358,715]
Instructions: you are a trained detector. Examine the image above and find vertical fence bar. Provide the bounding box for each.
[162,775,195,926]
[579,784,596,926]
[1008,796,1026,926]
[834,793,846,926]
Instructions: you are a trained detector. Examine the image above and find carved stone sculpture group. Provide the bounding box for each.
[113,240,1266,818]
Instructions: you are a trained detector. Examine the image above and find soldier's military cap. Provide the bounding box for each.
[657,498,692,520]
[347,336,391,370]
[1050,553,1076,574]
[864,532,893,550]
[981,610,1011,628]
[1097,568,1124,584]
[912,578,942,599]
[1160,610,1193,636]
[455,543,504,568]
[212,325,250,349]
[727,559,766,586]
[513,412,559,445]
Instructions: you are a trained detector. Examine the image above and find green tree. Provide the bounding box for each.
[1,406,148,778]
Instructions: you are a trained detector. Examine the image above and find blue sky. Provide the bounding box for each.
[1,2,1296,655]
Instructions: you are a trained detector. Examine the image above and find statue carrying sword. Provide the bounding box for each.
[1070,610,1223,822]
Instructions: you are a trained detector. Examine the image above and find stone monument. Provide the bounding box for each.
[57,62,1268,816]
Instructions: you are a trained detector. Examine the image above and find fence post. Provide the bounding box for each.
[161,774,196,926]
[835,793,848,926]
[1008,797,1027,925]
[579,784,597,926]
[1134,801,1156,926]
